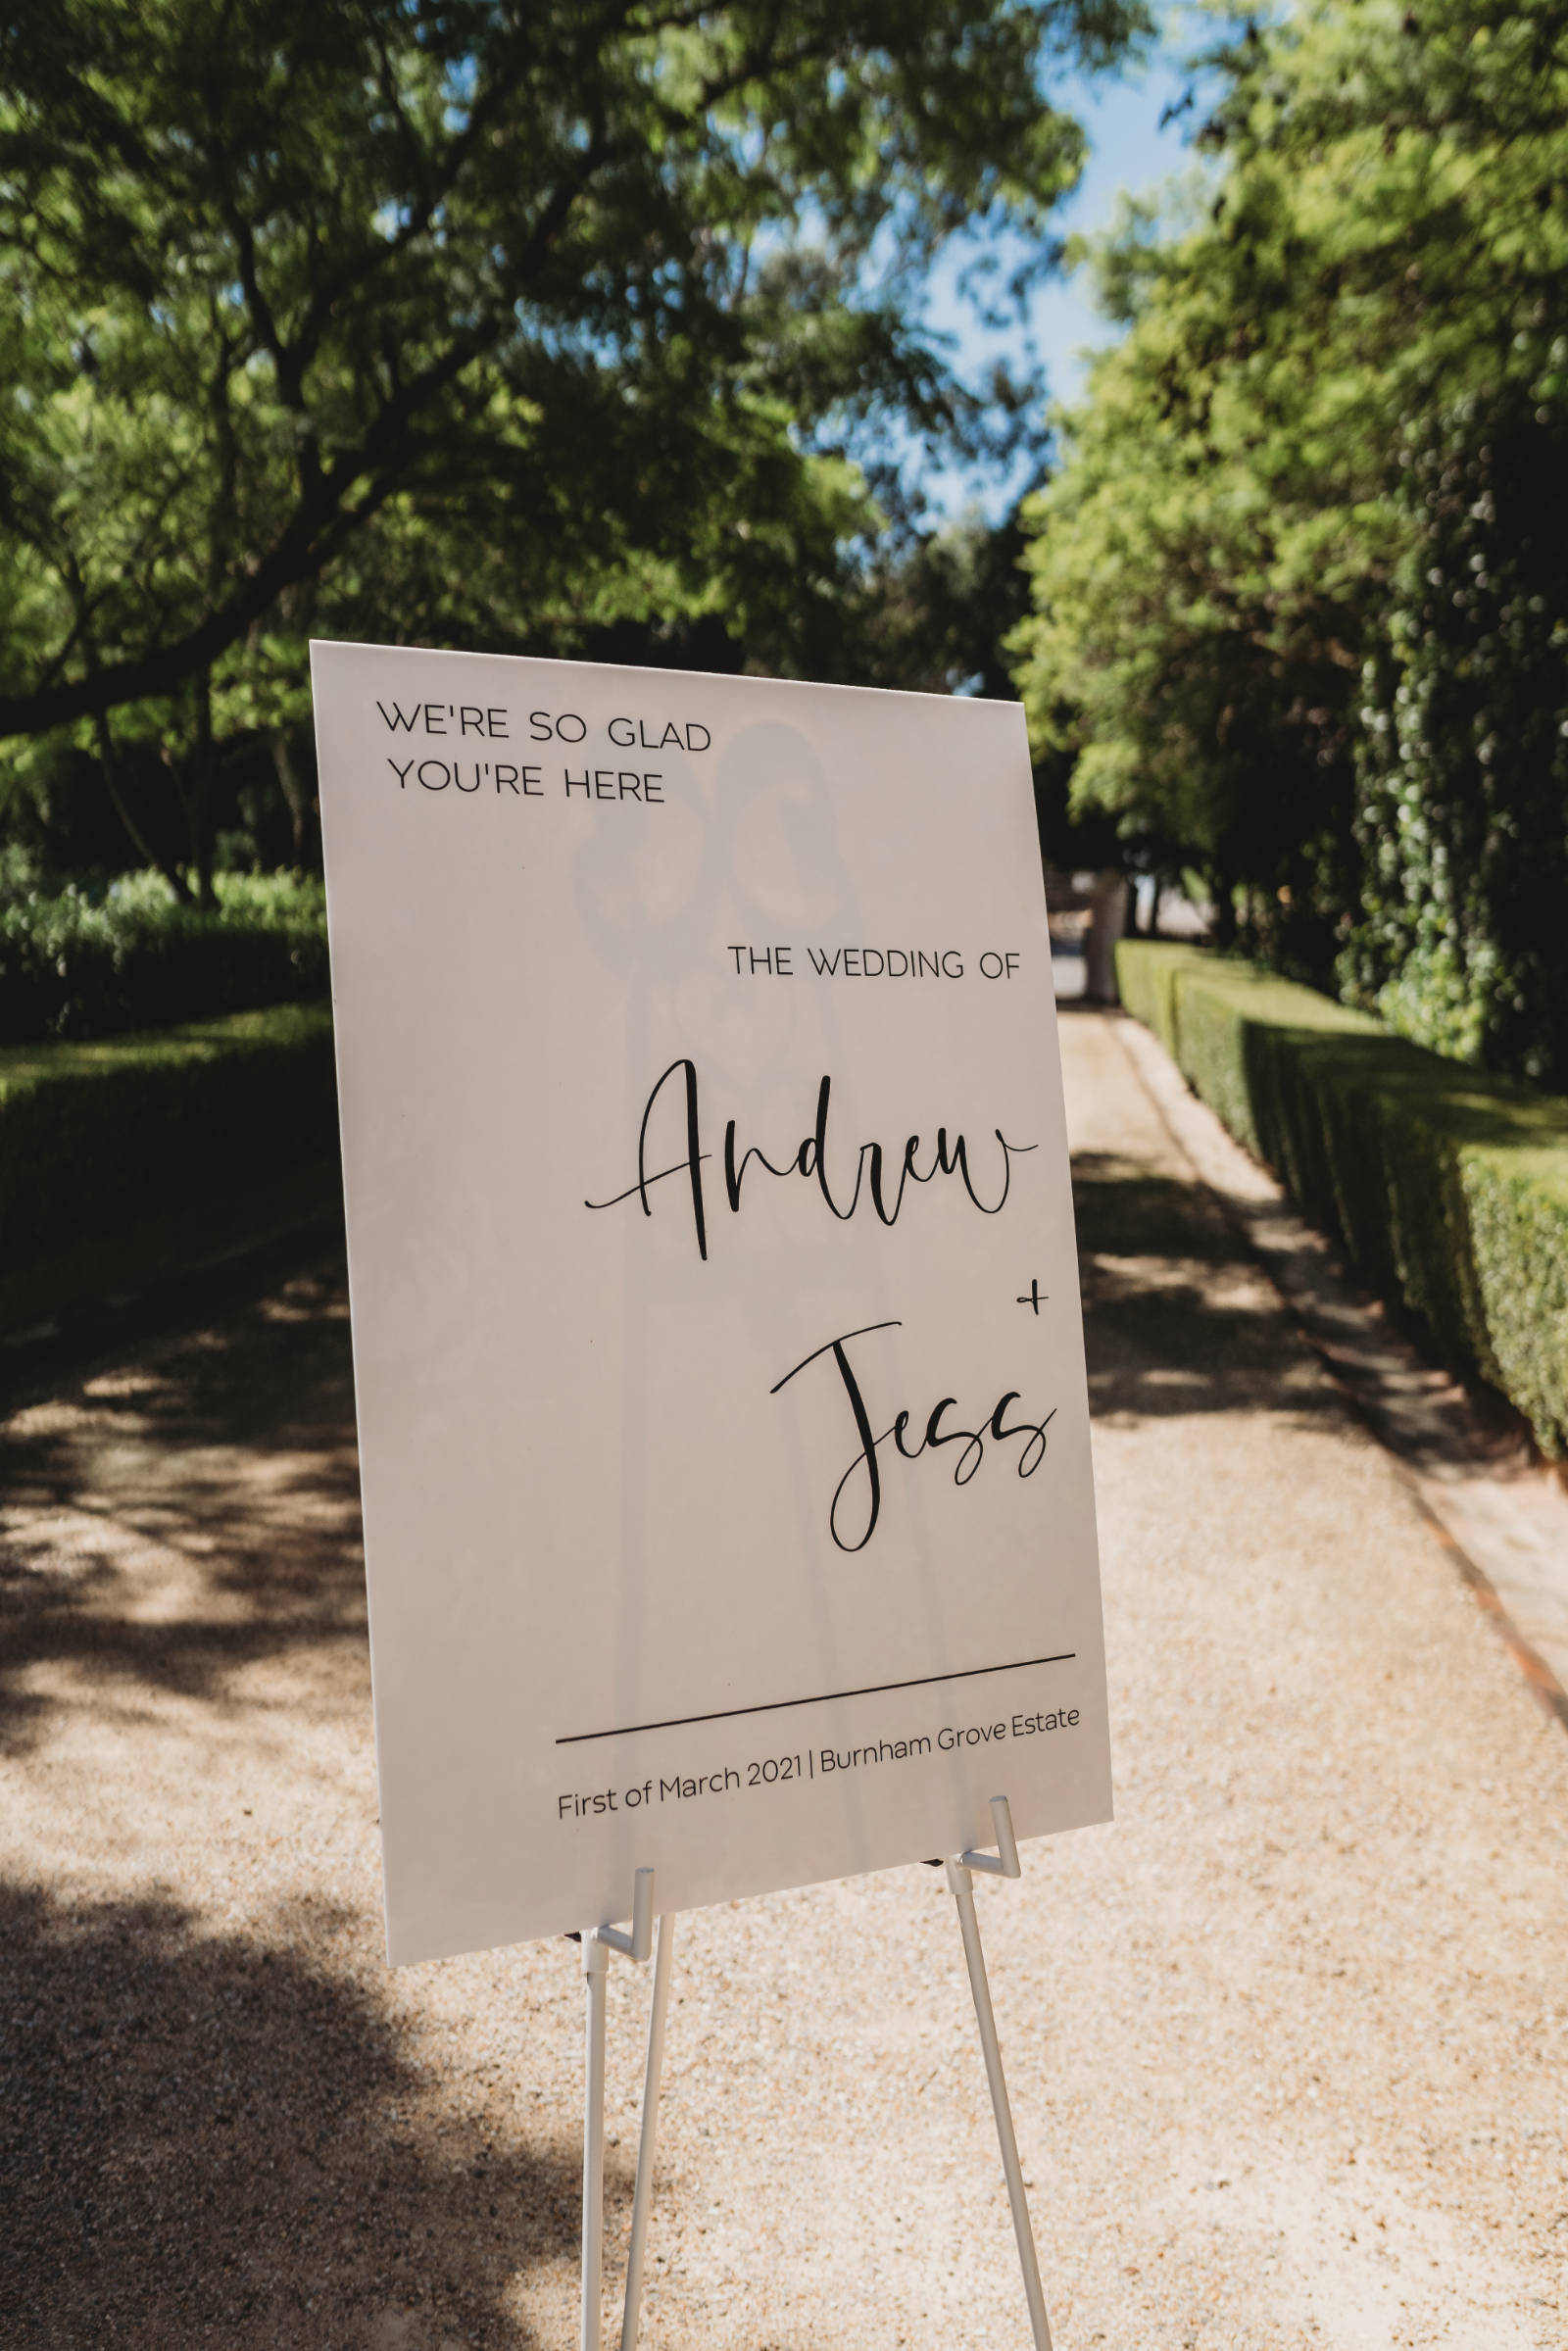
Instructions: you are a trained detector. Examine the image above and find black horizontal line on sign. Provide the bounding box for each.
[554,1652,1076,1745]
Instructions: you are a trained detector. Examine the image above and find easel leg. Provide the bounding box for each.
[581,1932,610,2351]
[946,1858,1054,2351]
[619,1912,675,2351]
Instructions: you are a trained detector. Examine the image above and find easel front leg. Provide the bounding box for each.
[619,1911,675,2351]
[579,1871,656,2351]
[947,1798,1053,2351]
[581,1932,610,2351]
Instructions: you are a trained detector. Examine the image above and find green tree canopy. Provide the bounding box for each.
[1011,0,1568,1045]
[0,0,1152,895]
[0,0,1147,732]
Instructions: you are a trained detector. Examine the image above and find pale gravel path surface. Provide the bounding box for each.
[1109,1007,1568,1716]
[4,1004,1566,2350]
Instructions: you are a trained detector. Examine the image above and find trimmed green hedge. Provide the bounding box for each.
[1115,941,1568,1459]
[0,1002,339,1278]
[0,870,329,1044]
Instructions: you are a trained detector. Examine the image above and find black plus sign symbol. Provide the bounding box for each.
[1015,1279,1047,1314]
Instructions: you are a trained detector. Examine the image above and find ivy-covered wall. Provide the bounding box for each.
[1342,385,1568,1090]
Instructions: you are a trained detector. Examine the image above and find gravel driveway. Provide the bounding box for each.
[4,1005,1565,2350]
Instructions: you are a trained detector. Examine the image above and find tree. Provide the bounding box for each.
[0,0,1149,896]
[1009,180,1370,965]
[1011,0,1568,1027]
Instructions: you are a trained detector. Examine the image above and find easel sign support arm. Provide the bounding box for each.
[598,1866,656,1962]
[961,1790,1022,1878]
[947,1798,1054,2351]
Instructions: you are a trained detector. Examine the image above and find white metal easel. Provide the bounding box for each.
[946,1794,1054,2351]
[575,1794,1052,2351]
[577,1867,678,2351]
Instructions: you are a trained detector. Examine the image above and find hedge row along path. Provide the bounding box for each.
[1114,943,1568,1463]
[0,1003,337,1333]
[3,1006,1565,2348]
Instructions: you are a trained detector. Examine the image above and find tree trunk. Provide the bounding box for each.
[94,712,193,903]
[187,672,219,908]
[1210,866,1239,950]
[270,729,311,863]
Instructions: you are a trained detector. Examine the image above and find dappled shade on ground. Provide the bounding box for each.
[0,1264,364,1762]
[0,1884,579,2346]
[3,1013,1566,2347]
[1073,1150,1338,1429]
[0,1265,594,2347]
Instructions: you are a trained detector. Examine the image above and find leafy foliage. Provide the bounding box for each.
[0,0,1148,897]
[1012,0,1568,1055]
[0,868,327,1042]
[1118,940,1568,1459]
[1344,386,1568,1088]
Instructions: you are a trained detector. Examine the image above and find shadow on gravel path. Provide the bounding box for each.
[0,1259,362,1760]
[4,1039,1568,2348]
[1073,1150,1336,1428]
[0,1883,579,2350]
[0,1255,609,2350]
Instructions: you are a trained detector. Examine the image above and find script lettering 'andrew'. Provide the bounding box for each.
[584,1058,1036,1261]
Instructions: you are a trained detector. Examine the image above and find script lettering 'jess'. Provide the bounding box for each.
[769,1320,1057,1553]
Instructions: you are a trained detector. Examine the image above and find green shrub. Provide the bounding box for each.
[1115,941,1568,1458]
[0,868,329,1044]
[0,1003,338,1275]
[1340,385,1568,1091]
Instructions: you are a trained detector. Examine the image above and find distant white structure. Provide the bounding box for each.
[1083,873,1130,1004]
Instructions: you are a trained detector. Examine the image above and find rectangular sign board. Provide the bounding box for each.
[312,643,1111,1964]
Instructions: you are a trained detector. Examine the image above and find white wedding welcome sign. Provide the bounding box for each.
[313,643,1110,1965]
